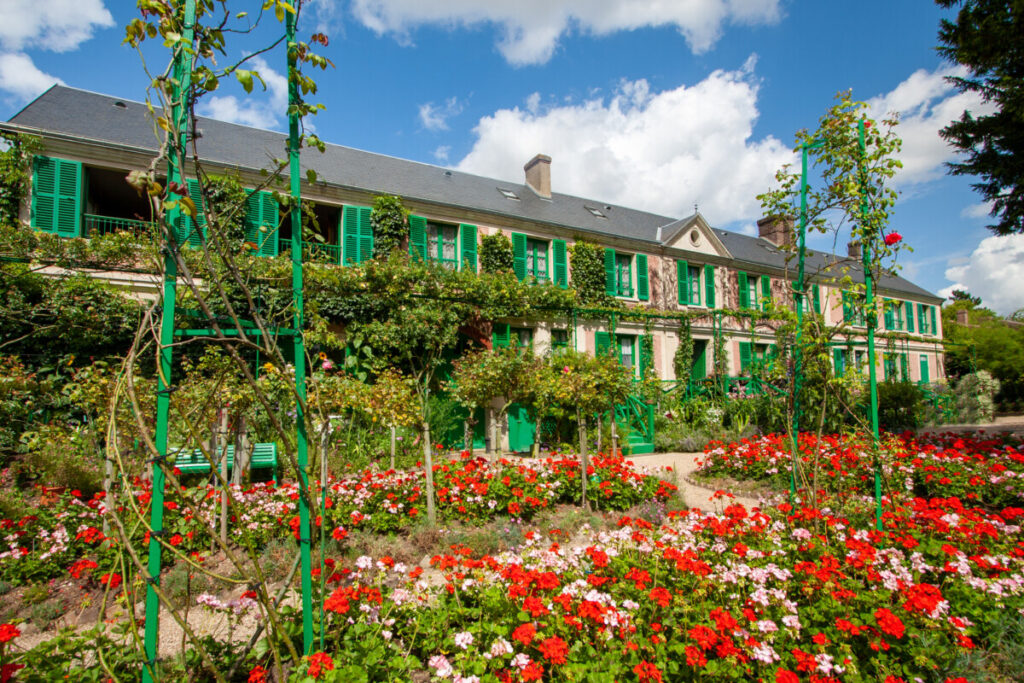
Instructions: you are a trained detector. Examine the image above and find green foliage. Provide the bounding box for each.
[877,380,925,431]
[673,320,694,381]
[953,370,1001,423]
[203,174,249,249]
[568,241,610,305]
[937,0,1024,234]
[370,194,409,257]
[479,232,513,274]
[0,133,39,227]
[943,300,1024,409]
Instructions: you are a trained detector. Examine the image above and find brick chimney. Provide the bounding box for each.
[524,154,552,199]
[757,215,794,247]
[847,240,862,259]
[956,308,969,326]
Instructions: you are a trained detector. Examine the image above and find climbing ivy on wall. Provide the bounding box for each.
[480,232,514,274]
[673,318,694,382]
[370,194,409,257]
[568,241,608,305]
[0,133,39,228]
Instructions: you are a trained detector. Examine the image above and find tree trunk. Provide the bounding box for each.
[218,410,229,546]
[532,414,542,458]
[596,414,602,455]
[390,424,396,470]
[232,416,249,486]
[577,408,589,510]
[610,416,618,458]
[422,422,436,525]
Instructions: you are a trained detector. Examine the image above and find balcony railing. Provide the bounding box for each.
[305,242,342,264]
[83,214,156,238]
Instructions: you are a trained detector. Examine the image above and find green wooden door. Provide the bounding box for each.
[690,339,707,382]
[919,356,930,384]
[506,403,535,453]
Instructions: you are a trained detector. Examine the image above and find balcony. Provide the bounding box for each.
[83,214,156,238]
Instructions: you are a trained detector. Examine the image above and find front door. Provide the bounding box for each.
[690,339,708,382]
[506,403,535,453]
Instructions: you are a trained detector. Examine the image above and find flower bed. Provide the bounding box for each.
[0,454,676,586]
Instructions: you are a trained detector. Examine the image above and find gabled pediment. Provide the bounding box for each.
[661,213,731,258]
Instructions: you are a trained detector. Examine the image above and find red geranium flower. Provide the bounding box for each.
[776,669,799,683]
[633,661,663,682]
[884,232,902,246]
[874,608,905,639]
[307,652,334,679]
[512,623,536,646]
[521,661,544,681]
[0,623,20,643]
[247,665,267,683]
[539,635,569,665]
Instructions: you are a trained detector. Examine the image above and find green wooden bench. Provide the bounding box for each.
[169,443,278,484]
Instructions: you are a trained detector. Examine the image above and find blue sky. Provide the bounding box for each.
[2,0,1022,314]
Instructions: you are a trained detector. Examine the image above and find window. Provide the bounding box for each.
[492,324,532,351]
[427,222,458,269]
[525,238,548,280]
[843,291,866,327]
[551,329,569,353]
[619,335,635,370]
[739,342,772,373]
[513,327,533,349]
[606,249,648,300]
[738,272,763,310]
[688,265,702,305]
[615,253,633,297]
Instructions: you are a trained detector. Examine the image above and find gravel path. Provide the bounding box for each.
[624,451,766,512]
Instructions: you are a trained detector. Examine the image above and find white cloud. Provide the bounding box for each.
[455,58,793,223]
[937,282,965,302]
[961,201,994,219]
[433,145,451,162]
[0,52,63,102]
[418,97,463,131]
[945,235,1024,315]
[0,0,113,52]
[348,0,781,65]
[197,57,289,130]
[867,65,997,186]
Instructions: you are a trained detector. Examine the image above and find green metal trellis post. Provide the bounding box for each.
[143,2,196,681]
[858,118,883,532]
[286,9,315,654]
[791,139,823,504]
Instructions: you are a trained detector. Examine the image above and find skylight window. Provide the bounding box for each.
[498,188,519,200]
[585,206,606,218]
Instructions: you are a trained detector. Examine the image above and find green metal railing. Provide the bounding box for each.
[83,214,156,237]
[306,242,342,264]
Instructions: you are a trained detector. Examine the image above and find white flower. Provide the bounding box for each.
[429,655,453,678]
[454,631,474,650]
[356,555,373,570]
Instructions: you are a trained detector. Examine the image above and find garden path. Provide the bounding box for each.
[622,451,765,512]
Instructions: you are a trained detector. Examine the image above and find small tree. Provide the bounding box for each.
[447,346,533,458]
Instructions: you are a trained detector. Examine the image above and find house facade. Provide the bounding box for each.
[3,86,946,449]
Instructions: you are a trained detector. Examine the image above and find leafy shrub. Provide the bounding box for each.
[370,194,408,257]
[954,370,1000,423]
[877,380,925,431]
[567,241,610,304]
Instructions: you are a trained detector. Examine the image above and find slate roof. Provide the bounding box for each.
[4,85,941,302]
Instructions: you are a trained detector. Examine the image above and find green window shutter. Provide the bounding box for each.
[920,356,930,384]
[244,190,261,251]
[595,331,612,357]
[905,301,915,333]
[917,303,926,333]
[357,206,373,263]
[260,191,279,256]
[491,323,511,348]
[900,354,909,382]
[408,215,427,261]
[833,348,845,375]
[704,264,716,308]
[551,239,567,287]
[460,224,478,272]
[512,232,527,281]
[604,248,617,296]
[54,158,83,237]
[677,260,689,305]
[842,292,852,322]
[738,272,749,309]
[185,178,206,246]
[930,306,937,336]
[639,334,653,378]
[761,275,772,310]
[636,254,649,301]
[884,299,895,330]
[812,285,821,314]
[739,342,752,373]
[31,156,57,233]
[342,205,359,265]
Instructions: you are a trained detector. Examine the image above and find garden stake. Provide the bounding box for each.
[143,3,195,680]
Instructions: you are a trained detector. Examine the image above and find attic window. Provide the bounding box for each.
[585,206,606,218]
[498,188,519,200]
[113,101,127,109]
